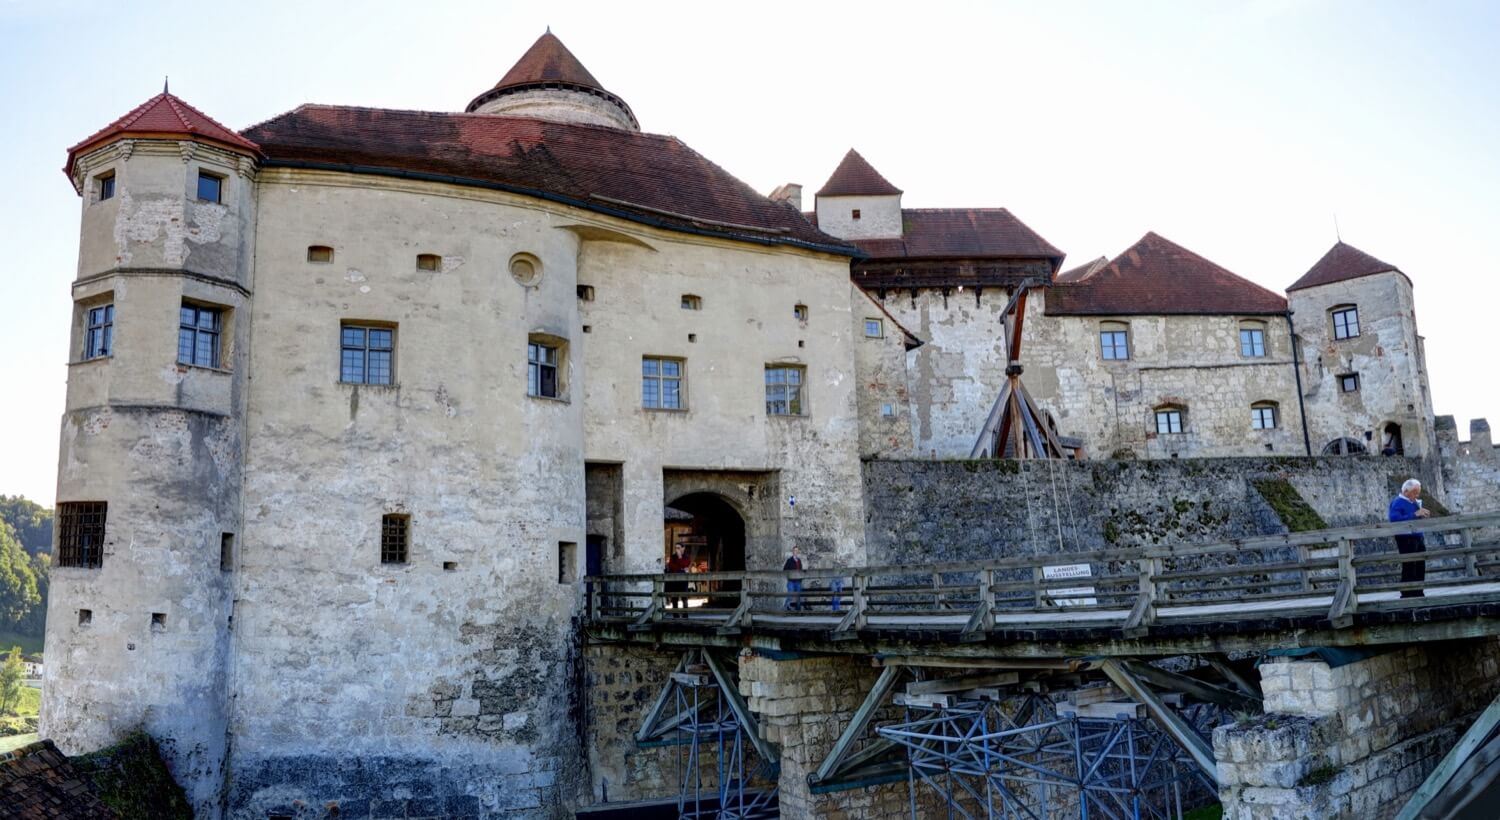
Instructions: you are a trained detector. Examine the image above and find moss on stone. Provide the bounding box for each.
[72,730,193,820]
[1299,764,1340,786]
[1251,479,1327,532]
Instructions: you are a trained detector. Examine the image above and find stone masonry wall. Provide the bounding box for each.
[580,645,689,804]
[1436,416,1500,515]
[863,455,1430,566]
[1215,638,1500,819]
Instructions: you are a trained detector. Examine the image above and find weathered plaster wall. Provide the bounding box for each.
[471,88,636,131]
[813,193,902,240]
[1436,416,1500,514]
[869,287,1306,459]
[852,289,917,459]
[863,456,1428,565]
[1290,272,1434,457]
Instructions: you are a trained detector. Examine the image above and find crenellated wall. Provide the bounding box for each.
[1436,415,1500,514]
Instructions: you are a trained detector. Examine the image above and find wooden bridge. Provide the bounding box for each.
[585,511,1500,658]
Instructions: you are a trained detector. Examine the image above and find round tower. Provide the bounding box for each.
[45,90,259,818]
[465,30,640,130]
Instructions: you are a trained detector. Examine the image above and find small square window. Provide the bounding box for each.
[151,612,167,631]
[852,209,862,220]
[178,303,223,368]
[1339,373,1360,393]
[864,319,883,338]
[197,171,223,203]
[528,341,561,398]
[881,403,896,417]
[78,609,93,626]
[1251,404,1278,429]
[381,514,410,564]
[307,245,334,263]
[577,285,595,301]
[1154,409,1184,435]
[794,304,809,322]
[1100,326,1130,360]
[416,253,441,271]
[1332,306,1360,340]
[341,324,395,385]
[1239,326,1266,357]
[765,365,806,416]
[681,294,702,310]
[96,172,115,201]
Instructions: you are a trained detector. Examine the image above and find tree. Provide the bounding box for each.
[0,647,22,716]
[0,496,52,557]
[0,522,39,627]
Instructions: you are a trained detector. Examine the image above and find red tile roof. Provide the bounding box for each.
[0,740,116,819]
[64,92,260,183]
[243,105,853,254]
[465,32,637,127]
[1056,256,1109,283]
[1287,241,1404,291]
[816,149,902,197]
[1046,232,1286,316]
[831,209,1063,266]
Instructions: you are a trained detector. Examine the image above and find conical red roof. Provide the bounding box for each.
[494,32,605,91]
[1046,232,1286,315]
[1287,241,1403,291]
[64,92,259,184]
[816,149,902,197]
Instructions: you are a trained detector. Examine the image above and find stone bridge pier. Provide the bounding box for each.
[1215,637,1500,819]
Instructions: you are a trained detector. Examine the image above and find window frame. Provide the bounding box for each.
[196,170,224,204]
[340,323,396,385]
[95,171,115,202]
[83,303,114,361]
[642,356,686,411]
[1100,322,1130,361]
[765,364,807,417]
[528,340,561,399]
[681,294,702,311]
[178,303,223,369]
[1153,407,1185,435]
[1338,372,1360,393]
[381,513,410,565]
[1331,305,1360,340]
[1251,402,1279,430]
[1239,322,1267,357]
[864,318,884,338]
[416,253,442,272]
[307,245,334,263]
[57,501,107,569]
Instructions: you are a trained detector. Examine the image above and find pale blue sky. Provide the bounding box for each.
[2,0,1497,503]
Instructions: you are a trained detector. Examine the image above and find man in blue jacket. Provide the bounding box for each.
[1389,478,1432,598]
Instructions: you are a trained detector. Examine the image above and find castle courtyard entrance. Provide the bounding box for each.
[663,492,746,592]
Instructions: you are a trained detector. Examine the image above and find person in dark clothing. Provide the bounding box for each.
[783,546,804,611]
[1389,478,1431,599]
[665,543,692,611]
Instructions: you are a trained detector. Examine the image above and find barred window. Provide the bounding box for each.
[57,502,107,568]
[381,514,409,564]
[341,324,394,385]
[178,304,222,368]
[1331,306,1360,340]
[84,304,113,360]
[642,357,684,410]
[765,365,805,416]
[528,342,559,398]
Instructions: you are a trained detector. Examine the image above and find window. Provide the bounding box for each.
[307,245,334,263]
[765,365,806,416]
[84,304,113,360]
[558,541,577,584]
[577,285,595,301]
[381,514,409,564]
[220,533,234,572]
[57,501,107,568]
[1239,322,1266,357]
[852,209,861,220]
[196,171,223,203]
[1100,322,1130,360]
[681,294,702,310]
[881,403,896,417]
[151,612,166,632]
[1339,373,1360,393]
[178,304,222,368]
[864,318,884,338]
[794,304,809,321]
[416,253,441,271]
[1251,402,1279,429]
[528,341,560,398]
[77,609,92,626]
[341,324,395,385]
[642,357,684,410]
[95,172,115,201]
[1332,306,1360,340]
[1154,407,1184,434]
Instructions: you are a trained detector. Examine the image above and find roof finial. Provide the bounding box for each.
[546,25,551,34]
[1333,212,1341,243]
[163,76,169,94]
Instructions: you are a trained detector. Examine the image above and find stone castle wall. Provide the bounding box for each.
[1436,416,1500,514]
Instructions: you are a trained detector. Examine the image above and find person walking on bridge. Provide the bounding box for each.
[1389,478,1431,599]
[784,546,805,611]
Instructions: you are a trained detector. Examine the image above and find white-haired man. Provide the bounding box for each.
[1389,478,1432,599]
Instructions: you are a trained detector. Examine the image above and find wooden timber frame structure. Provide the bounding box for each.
[967,278,1074,460]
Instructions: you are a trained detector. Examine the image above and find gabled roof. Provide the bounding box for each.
[833,209,1064,267]
[1056,256,1109,283]
[816,149,902,197]
[64,92,260,183]
[1046,232,1287,316]
[243,106,853,254]
[1287,241,1404,292]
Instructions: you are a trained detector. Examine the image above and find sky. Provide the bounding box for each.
[1,0,1497,504]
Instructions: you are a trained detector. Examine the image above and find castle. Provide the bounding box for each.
[44,31,1473,818]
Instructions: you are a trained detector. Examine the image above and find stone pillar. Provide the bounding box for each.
[1215,640,1500,819]
[738,652,913,820]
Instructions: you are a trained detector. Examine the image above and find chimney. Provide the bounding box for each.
[769,183,802,211]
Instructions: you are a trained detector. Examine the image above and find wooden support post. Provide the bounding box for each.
[1121,660,1260,713]
[1101,659,1218,785]
[961,569,994,642]
[1297,544,1313,592]
[1204,653,1261,699]
[718,582,753,635]
[1465,528,1477,577]
[1329,538,1357,627]
[812,665,903,786]
[1032,565,1045,609]
[635,653,689,743]
[1124,557,1159,637]
[832,574,867,640]
[704,651,779,774]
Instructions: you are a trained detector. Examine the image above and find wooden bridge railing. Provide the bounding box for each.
[584,512,1500,639]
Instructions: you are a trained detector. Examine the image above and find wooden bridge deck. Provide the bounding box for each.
[585,512,1500,659]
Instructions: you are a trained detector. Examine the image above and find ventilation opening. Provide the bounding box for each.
[151,612,166,632]
[688,333,697,343]
[443,561,457,572]
[416,253,442,271]
[851,209,861,220]
[681,294,702,310]
[794,304,809,321]
[577,285,595,301]
[307,245,334,263]
[220,533,234,572]
[558,541,578,584]
[78,609,92,626]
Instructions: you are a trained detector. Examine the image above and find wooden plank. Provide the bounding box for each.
[1329,538,1357,627]
[894,692,955,709]
[1068,685,1126,706]
[1059,701,1145,719]
[907,672,1020,695]
[1395,687,1500,820]
[1101,659,1218,784]
[1204,654,1260,699]
[1121,660,1261,713]
[812,665,903,785]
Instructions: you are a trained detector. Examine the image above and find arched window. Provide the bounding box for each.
[1100,321,1130,360]
[1330,304,1360,340]
[1239,320,1267,357]
[1251,401,1279,429]
[1153,405,1185,435]
[1322,437,1368,456]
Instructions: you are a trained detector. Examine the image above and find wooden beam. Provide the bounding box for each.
[872,656,1090,671]
[1204,653,1260,698]
[1120,660,1261,713]
[703,650,779,773]
[907,672,1020,695]
[635,653,689,743]
[1395,687,1500,820]
[812,665,904,785]
[1101,659,1218,784]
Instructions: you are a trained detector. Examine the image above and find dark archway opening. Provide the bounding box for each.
[1382,423,1405,456]
[663,493,746,574]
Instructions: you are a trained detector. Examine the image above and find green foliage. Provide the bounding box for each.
[0,647,23,716]
[0,629,42,656]
[1183,805,1223,820]
[0,496,50,641]
[73,731,194,820]
[0,496,52,556]
[0,522,41,630]
[1251,479,1328,532]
